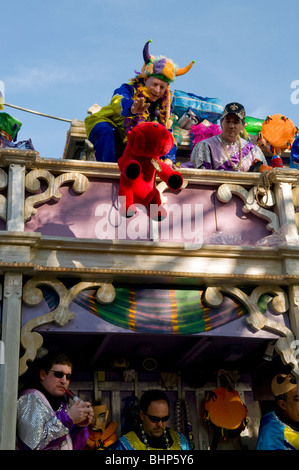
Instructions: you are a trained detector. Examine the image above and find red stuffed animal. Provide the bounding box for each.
[118,122,183,220]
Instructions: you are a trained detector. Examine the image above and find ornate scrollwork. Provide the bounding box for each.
[204,285,299,377]
[24,170,89,221]
[156,178,188,205]
[292,186,299,233]
[19,278,115,375]
[217,183,279,232]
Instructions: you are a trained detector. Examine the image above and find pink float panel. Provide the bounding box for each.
[24,178,270,246]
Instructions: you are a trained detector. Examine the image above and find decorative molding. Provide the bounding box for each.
[19,278,115,375]
[292,186,299,209]
[292,186,299,233]
[156,178,189,205]
[217,183,279,232]
[0,148,39,168]
[204,285,299,377]
[24,169,89,221]
[0,168,7,221]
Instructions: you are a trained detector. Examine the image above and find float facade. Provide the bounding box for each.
[1,127,299,450]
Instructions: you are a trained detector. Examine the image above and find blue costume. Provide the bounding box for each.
[111,428,192,450]
[256,411,299,450]
[84,40,194,164]
[85,83,177,163]
[290,135,299,169]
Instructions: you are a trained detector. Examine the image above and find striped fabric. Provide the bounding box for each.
[41,286,269,334]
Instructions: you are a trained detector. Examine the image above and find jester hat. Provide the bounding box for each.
[140,40,194,84]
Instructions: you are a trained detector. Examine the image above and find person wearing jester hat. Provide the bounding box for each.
[84,40,194,163]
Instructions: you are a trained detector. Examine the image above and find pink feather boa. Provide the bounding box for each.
[190,122,222,150]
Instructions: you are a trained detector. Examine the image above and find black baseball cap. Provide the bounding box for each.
[221,102,246,121]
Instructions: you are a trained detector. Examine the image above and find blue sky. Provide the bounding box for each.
[1,0,298,159]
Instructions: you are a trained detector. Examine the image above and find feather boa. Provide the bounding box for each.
[124,76,172,133]
[190,122,222,150]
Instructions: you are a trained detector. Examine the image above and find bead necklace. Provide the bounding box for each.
[220,135,243,171]
[140,425,170,450]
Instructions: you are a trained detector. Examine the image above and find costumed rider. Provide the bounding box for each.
[84,40,194,164]
[256,373,299,450]
[290,134,299,169]
[111,389,192,450]
[190,102,268,171]
[16,352,94,450]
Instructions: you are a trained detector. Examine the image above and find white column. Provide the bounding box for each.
[6,163,26,231]
[274,180,299,244]
[0,155,32,449]
[288,285,299,393]
[288,285,299,339]
[0,273,23,450]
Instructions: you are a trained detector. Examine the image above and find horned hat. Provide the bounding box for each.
[140,40,195,84]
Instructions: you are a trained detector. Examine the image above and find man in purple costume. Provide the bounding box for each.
[16,352,94,450]
[190,102,267,171]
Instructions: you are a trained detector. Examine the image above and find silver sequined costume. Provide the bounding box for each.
[16,389,87,450]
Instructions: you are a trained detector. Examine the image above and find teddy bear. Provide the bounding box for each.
[117,121,183,220]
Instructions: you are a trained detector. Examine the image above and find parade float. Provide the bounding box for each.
[0,93,299,450]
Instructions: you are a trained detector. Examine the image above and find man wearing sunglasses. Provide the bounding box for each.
[16,352,94,450]
[256,373,299,450]
[112,389,191,450]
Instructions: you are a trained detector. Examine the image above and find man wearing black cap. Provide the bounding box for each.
[190,102,267,171]
[256,373,299,450]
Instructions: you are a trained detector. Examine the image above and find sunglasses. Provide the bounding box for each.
[145,412,169,423]
[50,370,72,381]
